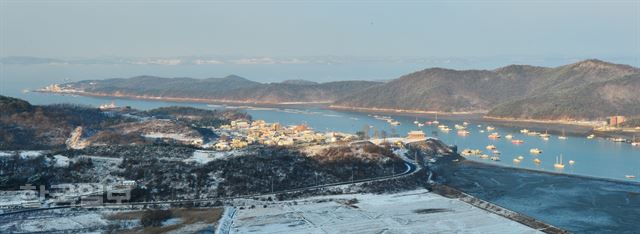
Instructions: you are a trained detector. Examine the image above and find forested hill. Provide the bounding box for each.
[333,59,640,120]
[59,75,381,103]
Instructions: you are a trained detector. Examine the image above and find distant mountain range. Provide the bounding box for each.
[45,59,640,121]
[334,59,640,120]
[59,75,380,103]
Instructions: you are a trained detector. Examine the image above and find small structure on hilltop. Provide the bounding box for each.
[406,130,426,141]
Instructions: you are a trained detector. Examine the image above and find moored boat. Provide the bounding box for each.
[554,155,565,169]
[530,148,542,154]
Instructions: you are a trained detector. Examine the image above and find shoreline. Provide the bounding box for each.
[34,90,333,106]
[32,91,638,138]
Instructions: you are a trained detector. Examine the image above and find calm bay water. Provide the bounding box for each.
[1,64,639,182]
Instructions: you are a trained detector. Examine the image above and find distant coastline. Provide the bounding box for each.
[34,90,333,106]
[36,90,640,138]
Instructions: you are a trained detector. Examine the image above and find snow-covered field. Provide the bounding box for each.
[230,189,541,234]
[184,150,244,164]
[0,209,108,233]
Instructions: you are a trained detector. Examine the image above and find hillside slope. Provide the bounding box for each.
[333,59,639,119]
[59,75,380,103]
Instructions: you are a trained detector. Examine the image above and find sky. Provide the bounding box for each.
[1,0,639,60]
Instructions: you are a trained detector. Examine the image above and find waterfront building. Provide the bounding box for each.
[608,116,626,126]
[407,130,427,140]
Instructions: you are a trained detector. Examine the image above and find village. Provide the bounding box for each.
[209,119,359,151]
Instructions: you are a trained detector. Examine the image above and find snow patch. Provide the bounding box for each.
[53,155,70,167]
[19,151,44,159]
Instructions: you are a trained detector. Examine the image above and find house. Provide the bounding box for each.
[407,130,426,140]
[608,116,626,126]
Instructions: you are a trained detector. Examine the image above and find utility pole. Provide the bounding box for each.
[351,165,354,182]
[270,176,274,193]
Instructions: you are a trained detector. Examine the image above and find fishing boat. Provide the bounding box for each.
[530,148,542,154]
[612,138,627,142]
[539,130,550,138]
[486,145,497,150]
[554,155,565,169]
[488,133,501,139]
[558,129,567,140]
[533,158,541,164]
[432,113,439,124]
[511,139,524,144]
[587,134,595,139]
[505,134,513,139]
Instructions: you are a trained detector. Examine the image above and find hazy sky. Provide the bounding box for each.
[1,0,639,59]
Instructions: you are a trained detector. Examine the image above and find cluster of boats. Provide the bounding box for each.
[372,115,401,126]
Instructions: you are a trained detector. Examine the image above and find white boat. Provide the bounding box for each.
[517,155,524,160]
[513,158,521,163]
[417,123,425,127]
[554,155,565,169]
[432,113,439,124]
[568,160,575,165]
[390,121,401,126]
[533,158,541,164]
[463,122,469,126]
[511,139,524,144]
[542,136,550,141]
[587,134,595,139]
[490,156,501,161]
[530,148,542,154]
[558,129,567,140]
[488,133,501,139]
[539,131,550,138]
[486,145,497,150]
[625,175,636,179]
[486,126,495,131]
[612,138,627,142]
[492,150,501,155]
[480,154,489,159]
[520,129,529,134]
[505,134,513,139]
[457,130,470,135]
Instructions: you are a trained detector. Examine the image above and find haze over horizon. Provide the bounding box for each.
[1,1,638,63]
